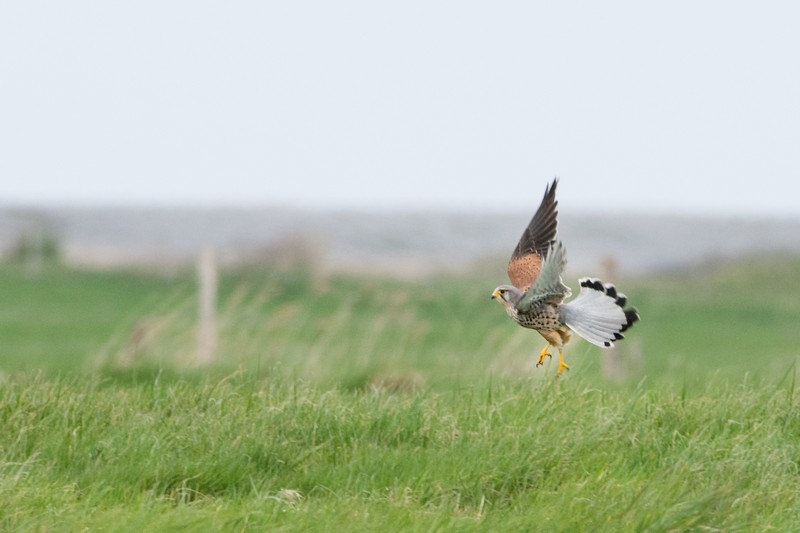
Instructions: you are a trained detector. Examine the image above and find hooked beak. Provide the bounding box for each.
[491,289,502,300]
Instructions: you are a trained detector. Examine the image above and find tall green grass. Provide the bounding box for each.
[0,264,192,373]
[2,256,800,530]
[1,256,799,387]
[84,254,800,390]
[2,373,799,530]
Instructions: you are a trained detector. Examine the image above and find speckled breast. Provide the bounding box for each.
[513,302,562,332]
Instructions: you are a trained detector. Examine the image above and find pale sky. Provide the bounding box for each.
[1,2,799,216]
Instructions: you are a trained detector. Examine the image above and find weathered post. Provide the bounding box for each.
[196,246,218,365]
[600,256,624,381]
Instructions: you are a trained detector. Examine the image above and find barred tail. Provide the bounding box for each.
[560,278,640,348]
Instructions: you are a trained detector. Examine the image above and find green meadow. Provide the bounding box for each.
[1,255,800,531]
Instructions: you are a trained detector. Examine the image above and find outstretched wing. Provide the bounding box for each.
[517,240,571,311]
[507,178,559,291]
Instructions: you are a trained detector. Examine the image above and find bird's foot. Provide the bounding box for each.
[536,344,552,368]
[556,351,570,376]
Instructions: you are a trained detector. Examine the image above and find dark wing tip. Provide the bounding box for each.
[547,176,559,194]
[510,178,560,261]
[506,178,561,290]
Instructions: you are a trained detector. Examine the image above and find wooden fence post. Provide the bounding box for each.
[196,246,218,365]
[600,256,624,381]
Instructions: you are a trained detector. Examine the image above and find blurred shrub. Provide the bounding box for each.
[5,228,62,269]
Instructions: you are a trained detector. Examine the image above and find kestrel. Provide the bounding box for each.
[491,179,639,375]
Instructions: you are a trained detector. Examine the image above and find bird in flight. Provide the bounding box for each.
[491,178,639,375]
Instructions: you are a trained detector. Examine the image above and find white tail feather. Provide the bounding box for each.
[560,279,631,348]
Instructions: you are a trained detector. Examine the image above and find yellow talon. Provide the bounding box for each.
[536,343,552,367]
[556,351,570,376]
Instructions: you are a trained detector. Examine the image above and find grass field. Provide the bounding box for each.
[1,256,800,530]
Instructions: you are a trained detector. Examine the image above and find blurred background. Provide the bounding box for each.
[1,2,799,388]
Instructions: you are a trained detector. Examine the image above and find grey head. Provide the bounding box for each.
[491,284,524,307]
